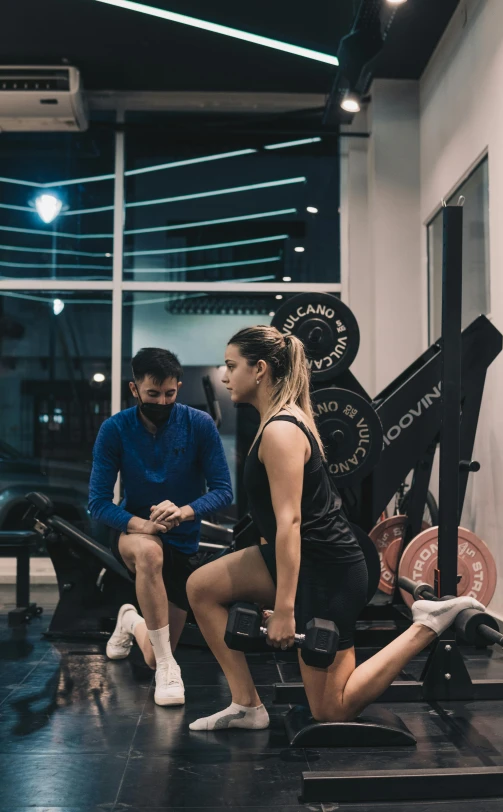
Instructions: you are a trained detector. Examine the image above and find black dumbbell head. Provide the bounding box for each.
[224,602,262,653]
[301,618,339,669]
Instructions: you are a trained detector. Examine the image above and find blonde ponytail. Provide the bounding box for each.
[228,326,326,458]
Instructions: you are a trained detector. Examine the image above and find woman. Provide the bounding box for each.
[186,326,483,730]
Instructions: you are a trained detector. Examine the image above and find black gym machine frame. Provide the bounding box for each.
[299,205,503,804]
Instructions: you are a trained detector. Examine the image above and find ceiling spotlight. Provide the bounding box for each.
[105,253,112,258]
[268,311,275,317]
[282,276,292,282]
[35,193,63,224]
[275,295,283,300]
[306,206,318,214]
[93,373,106,383]
[53,298,65,316]
[387,0,407,4]
[340,92,361,114]
[294,246,305,253]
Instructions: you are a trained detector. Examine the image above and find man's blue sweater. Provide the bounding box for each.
[88,404,233,553]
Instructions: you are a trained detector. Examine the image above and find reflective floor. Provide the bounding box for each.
[1,585,503,811]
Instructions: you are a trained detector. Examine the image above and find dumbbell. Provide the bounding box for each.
[224,601,339,668]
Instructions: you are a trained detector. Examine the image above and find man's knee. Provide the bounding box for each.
[125,534,164,573]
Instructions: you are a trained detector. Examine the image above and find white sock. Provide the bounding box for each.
[412,596,486,636]
[189,702,269,731]
[148,623,174,668]
[122,608,143,636]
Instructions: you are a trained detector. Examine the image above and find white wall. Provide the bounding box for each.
[368,80,423,394]
[341,132,375,394]
[420,0,503,616]
[342,81,422,397]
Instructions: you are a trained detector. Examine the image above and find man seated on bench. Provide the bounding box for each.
[88,347,233,706]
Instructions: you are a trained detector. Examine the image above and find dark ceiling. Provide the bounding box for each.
[3,0,459,95]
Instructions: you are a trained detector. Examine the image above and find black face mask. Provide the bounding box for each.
[135,388,175,427]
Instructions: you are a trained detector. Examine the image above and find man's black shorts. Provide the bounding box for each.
[110,531,207,612]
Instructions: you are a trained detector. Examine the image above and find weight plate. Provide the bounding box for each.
[398,526,497,608]
[271,293,360,381]
[369,515,430,595]
[312,388,383,487]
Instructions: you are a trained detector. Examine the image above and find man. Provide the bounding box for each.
[88,347,233,706]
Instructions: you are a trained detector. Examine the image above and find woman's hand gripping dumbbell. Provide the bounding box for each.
[224,601,339,668]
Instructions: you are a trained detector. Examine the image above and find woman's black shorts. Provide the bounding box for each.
[258,543,368,651]
[110,531,205,612]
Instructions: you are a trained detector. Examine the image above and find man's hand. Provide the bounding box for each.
[127,516,174,536]
[150,501,195,526]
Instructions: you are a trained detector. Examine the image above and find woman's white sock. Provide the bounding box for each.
[189,702,270,731]
[412,596,485,636]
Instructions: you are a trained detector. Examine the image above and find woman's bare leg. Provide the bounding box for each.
[301,623,436,722]
[186,546,276,707]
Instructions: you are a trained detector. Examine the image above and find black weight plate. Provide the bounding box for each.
[271,293,360,382]
[313,387,383,487]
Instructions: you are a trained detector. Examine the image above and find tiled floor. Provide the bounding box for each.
[1,586,503,811]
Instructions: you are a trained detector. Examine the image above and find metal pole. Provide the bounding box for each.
[112,112,125,504]
[437,203,463,597]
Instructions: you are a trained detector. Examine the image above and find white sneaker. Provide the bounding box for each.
[154,660,185,706]
[106,603,137,660]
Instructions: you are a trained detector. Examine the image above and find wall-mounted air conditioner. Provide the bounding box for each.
[0,66,88,132]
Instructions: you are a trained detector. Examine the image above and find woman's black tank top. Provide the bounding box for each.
[243,415,365,565]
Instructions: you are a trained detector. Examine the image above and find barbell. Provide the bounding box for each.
[398,575,503,648]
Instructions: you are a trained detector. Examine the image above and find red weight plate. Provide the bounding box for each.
[369,516,430,595]
[398,526,497,608]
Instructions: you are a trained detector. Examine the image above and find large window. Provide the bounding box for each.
[0,117,341,530]
[0,289,112,529]
[428,157,490,340]
[0,131,114,281]
[124,118,340,284]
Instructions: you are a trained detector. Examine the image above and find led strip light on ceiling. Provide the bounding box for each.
[264,137,322,150]
[62,177,306,216]
[0,255,281,274]
[123,234,287,257]
[0,260,112,271]
[93,0,339,66]
[124,256,281,274]
[0,233,287,258]
[0,136,324,190]
[0,243,108,258]
[125,208,297,236]
[0,208,296,240]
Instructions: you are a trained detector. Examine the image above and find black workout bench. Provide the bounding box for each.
[0,530,43,627]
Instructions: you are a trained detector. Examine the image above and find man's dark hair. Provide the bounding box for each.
[132,347,183,384]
